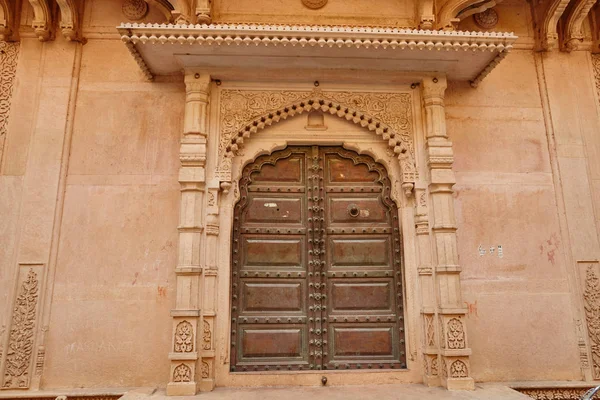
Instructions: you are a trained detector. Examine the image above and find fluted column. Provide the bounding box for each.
[167,69,211,396]
[421,76,474,391]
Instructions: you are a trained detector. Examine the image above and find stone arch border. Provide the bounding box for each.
[215,88,417,196]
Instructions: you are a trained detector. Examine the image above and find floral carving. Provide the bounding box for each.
[201,360,209,378]
[473,8,499,29]
[583,266,600,378]
[173,363,191,382]
[203,320,211,350]
[516,388,591,399]
[217,89,416,189]
[2,269,39,389]
[447,318,466,350]
[431,357,439,376]
[449,360,468,378]
[0,42,19,171]
[593,55,600,108]
[174,321,194,353]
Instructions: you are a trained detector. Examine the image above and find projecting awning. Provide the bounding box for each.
[117,23,518,86]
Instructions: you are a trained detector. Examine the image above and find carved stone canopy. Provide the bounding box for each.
[117,23,517,84]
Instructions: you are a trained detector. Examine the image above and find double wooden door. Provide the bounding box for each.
[230,146,406,372]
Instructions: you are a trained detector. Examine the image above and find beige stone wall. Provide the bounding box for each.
[2,0,600,392]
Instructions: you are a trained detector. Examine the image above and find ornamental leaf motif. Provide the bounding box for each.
[174,321,194,353]
[202,320,211,350]
[217,89,416,184]
[449,359,468,378]
[0,42,19,170]
[2,269,39,389]
[447,318,465,349]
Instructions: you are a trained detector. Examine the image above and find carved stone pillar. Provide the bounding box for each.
[198,181,220,392]
[167,69,211,396]
[421,76,474,391]
[415,186,440,386]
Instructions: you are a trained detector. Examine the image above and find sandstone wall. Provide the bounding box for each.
[1,0,600,391]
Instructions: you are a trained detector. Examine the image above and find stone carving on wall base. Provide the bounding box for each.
[217,88,416,195]
[0,41,19,172]
[516,387,592,399]
[583,266,600,378]
[2,269,40,389]
[201,361,209,379]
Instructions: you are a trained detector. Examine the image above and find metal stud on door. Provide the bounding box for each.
[231,146,406,372]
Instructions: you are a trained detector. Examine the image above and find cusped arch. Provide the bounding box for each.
[217,91,417,196]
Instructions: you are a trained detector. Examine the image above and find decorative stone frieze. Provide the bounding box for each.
[592,55,600,100]
[217,88,417,195]
[516,387,593,399]
[2,267,42,389]
[0,41,19,171]
[583,265,600,378]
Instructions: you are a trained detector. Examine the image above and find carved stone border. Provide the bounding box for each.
[216,88,417,195]
[0,41,19,172]
[516,387,594,399]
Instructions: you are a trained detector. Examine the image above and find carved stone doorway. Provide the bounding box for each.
[229,146,407,372]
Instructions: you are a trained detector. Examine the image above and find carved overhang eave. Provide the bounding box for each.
[116,23,518,85]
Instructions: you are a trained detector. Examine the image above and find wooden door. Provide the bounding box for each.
[230,146,406,372]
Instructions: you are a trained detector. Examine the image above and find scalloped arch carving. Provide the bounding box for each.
[217,88,417,195]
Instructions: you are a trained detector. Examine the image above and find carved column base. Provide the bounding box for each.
[167,380,198,396]
[444,376,475,391]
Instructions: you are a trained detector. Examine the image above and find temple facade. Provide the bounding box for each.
[1,0,600,399]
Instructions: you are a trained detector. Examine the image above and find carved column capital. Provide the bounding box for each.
[421,76,448,106]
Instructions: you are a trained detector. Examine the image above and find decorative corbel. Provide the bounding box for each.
[56,0,83,42]
[532,0,572,50]
[592,3,600,53]
[562,0,597,51]
[0,0,18,41]
[419,0,435,29]
[436,0,498,29]
[169,0,193,24]
[28,0,52,41]
[195,0,212,24]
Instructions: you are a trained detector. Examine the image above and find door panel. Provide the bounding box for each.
[231,146,406,372]
[328,236,391,268]
[241,281,306,313]
[241,236,305,269]
[328,280,394,313]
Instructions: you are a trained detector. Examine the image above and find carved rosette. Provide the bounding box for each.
[0,41,19,170]
[217,89,417,195]
[174,321,194,353]
[173,363,192,382]
[2,269,39,389]
[122,0,149,21]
